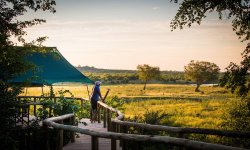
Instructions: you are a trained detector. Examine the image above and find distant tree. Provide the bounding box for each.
[170,0,250,97]
[0,0,56,149]
[184,60,220,92]
[170,0,250,96]
[137,64,160,90]
[171,0,250,132]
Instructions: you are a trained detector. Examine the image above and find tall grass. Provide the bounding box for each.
[21,84,235,129]
[21,84,249,148]
[123,99,230,129]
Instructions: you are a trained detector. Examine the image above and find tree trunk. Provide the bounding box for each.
[195,83,200,92]
[143,81,147,90]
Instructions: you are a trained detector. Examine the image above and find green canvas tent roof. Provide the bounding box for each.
[10,47,94,86]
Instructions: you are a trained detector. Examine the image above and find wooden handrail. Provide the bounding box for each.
[16,96,88,124]
[97,99,250,150]
[111,119,250,138]
[18,96,88,101]
[43,114,75,150]
[18,96,250,150]
[44,113,74,123]
[98,101,124,120]
[97,101,250,138]
[43,114,247,150]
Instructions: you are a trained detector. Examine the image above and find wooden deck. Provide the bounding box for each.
[63,118,122,150]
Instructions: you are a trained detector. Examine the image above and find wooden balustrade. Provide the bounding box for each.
[16,96,88,117]
[97,101,250,150]
[17,96,250,150]
[43,113,248,150]
[43,114,76,150]
[111,119,250,138]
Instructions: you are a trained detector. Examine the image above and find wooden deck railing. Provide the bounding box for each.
[43,113,248,150]
[17,96,87,117]
[97,101,250,150]
[17,96,250,150]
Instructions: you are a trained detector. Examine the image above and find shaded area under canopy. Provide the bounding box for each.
[10,47,93,86]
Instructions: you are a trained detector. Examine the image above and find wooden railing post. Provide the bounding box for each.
[43,123,49,150]
[91,136,99,150]
[27,105,30,126]
[70,116,75,143]
[107,109,111,131]
[177,133,186,150]
[98,103,101,123]
[103,108,107,128]
[111,122,117,150]
[122,126,128,150]
[57,120,63,150]
[34,97,37,116]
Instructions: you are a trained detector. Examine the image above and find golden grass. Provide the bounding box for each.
[21,84,234,129]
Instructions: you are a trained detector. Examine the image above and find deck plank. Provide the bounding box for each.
[63,118,122,150]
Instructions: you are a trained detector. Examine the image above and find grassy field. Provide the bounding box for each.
[21,84,236,129]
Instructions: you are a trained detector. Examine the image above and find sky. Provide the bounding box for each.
[18,0,247,71]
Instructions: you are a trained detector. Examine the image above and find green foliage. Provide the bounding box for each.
[160,71,185,83]
[125,99,250,148]
[0,0,56,45]
[222,98,250,131]
[85,72,189,85]
[0,85,20,150]
[80,66,206,85]
[137,64,161,90]
[126,110,172,150]
[184,60,220,92]
[220,98,250,147]
[171,0,250,41]
[220,44,250,97]
[105,96,126,111]
[0,1,56,149]
[36,88,82,148]
[54,90,80,115]
[171,0,250,135]
[87,73,136,84]
[77,66,135,74]
[37,89,80,120]
[77,100,91,119]
[220,44,250,134]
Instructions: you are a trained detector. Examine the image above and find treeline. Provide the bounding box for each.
[77,65,135,73]
[77,66,187,84]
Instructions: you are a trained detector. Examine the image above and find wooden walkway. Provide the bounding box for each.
[63,118,122,150]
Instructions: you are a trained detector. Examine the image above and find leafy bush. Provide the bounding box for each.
[125,110,172,150]
[36,88,82,148]
[37,88,80,120]
[0,83,21,150]
[76,100,91,119]
[222,98,250,131]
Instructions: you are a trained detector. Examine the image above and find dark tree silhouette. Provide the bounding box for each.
[0,1,56,149]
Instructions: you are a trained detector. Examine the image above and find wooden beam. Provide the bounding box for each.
[111,120,250,138]
[103,108,106,128]
[43,118,248,150]
[91,136,99,150]
[57,120,63,150]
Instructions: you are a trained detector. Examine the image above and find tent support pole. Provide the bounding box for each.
[25,88,28,96]
[86,84,92,121]
[41,86,44,95]
[86,84,91,100]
